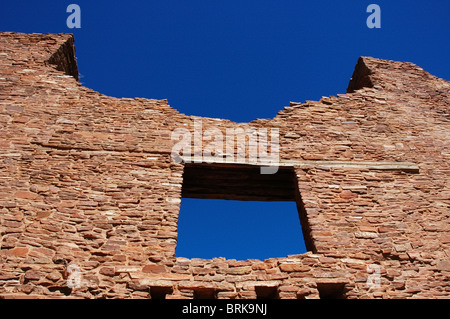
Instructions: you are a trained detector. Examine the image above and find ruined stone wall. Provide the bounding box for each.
[0,32,448,299]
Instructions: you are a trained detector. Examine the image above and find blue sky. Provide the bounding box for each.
[2,1,449,260]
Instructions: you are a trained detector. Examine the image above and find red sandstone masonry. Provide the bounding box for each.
[0,32,449,299]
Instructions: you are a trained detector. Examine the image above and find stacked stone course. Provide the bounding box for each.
[0,32,449,299]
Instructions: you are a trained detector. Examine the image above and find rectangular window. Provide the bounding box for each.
[176,163,313,260]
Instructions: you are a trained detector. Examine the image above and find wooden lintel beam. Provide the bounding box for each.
[184,157,419,173]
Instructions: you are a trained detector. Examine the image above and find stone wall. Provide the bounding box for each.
[0,32,449,299]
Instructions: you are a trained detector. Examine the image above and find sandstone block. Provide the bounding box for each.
[15,191,38,200]
[142,264,167,274]
[279,263,309,272]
